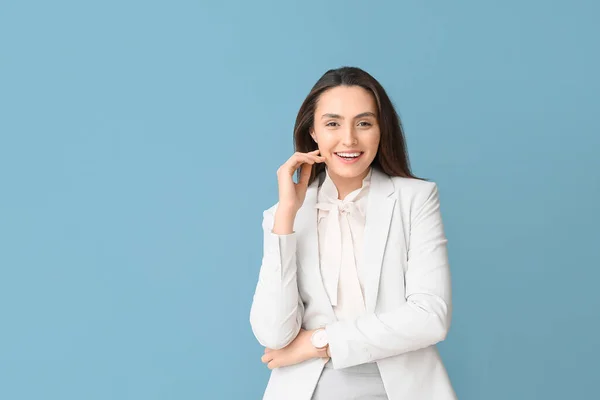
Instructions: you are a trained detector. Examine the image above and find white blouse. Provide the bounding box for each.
[315,167,372,322]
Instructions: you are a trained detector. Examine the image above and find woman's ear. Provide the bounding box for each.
[310,129,318,143]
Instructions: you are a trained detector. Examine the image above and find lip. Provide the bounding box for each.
[334,152,364,164]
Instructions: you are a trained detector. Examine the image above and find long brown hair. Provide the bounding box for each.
[293,66,424,185]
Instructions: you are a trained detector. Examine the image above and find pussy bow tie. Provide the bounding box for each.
[314,198,364,306]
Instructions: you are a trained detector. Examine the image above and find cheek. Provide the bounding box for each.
[367,132,381,152]
[316,138,336,153]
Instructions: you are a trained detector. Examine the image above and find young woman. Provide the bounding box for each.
[250,66,457,400]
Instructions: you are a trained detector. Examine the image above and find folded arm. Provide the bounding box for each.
[325,182,452,369]
[249,208,304,350]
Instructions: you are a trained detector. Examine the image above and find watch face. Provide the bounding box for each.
[312,329,328,348]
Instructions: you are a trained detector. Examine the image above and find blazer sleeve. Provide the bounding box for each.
[325,182,452,369]
[249,207,304,350]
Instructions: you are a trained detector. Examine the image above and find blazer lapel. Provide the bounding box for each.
[294,172,336,321]
[294,167,395,319]
[360,167,396,314]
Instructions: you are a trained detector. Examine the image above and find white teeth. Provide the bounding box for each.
[336,152,361,157]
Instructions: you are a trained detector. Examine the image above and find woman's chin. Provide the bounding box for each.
[328,163,370,179]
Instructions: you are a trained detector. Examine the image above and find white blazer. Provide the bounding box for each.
[250,166,457,400]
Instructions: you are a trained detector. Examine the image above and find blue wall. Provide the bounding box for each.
[1,1,598,399]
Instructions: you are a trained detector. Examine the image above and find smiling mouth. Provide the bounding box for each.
[334,152,364,162]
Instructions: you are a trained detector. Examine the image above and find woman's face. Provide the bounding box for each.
[310,85,381,180]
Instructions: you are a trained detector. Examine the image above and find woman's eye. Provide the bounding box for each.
[326,121,339,127]
[358,121,372,127]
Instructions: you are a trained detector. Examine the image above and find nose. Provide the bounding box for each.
[341,126,358,147]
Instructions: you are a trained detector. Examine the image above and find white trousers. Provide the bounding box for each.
[310,359,388,399]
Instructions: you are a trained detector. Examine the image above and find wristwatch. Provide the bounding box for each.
[310,328,329,350]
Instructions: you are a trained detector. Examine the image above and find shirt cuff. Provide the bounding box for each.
[324,322,348,369]
[266,230,296,254]
[260,231,298,279]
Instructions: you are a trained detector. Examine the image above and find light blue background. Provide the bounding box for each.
[1,1,598,399]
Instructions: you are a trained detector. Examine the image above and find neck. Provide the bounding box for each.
[328,167,371,200]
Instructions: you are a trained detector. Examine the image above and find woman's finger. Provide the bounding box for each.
[292,154,325,172]
[308,155,326,163]
[278,151,324,180]
[261,353,274,363]
[294,151,324,163]
[283,154,315,176]
[294,152,321,164]
[304,150,325,160]
[298,162,312,187]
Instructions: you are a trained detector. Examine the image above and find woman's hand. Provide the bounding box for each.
[261,329,329,370]
[276,150,325,214]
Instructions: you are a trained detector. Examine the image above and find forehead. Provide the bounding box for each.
[315,85,377,114]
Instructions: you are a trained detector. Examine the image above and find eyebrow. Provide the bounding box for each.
[321,112,377,120]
